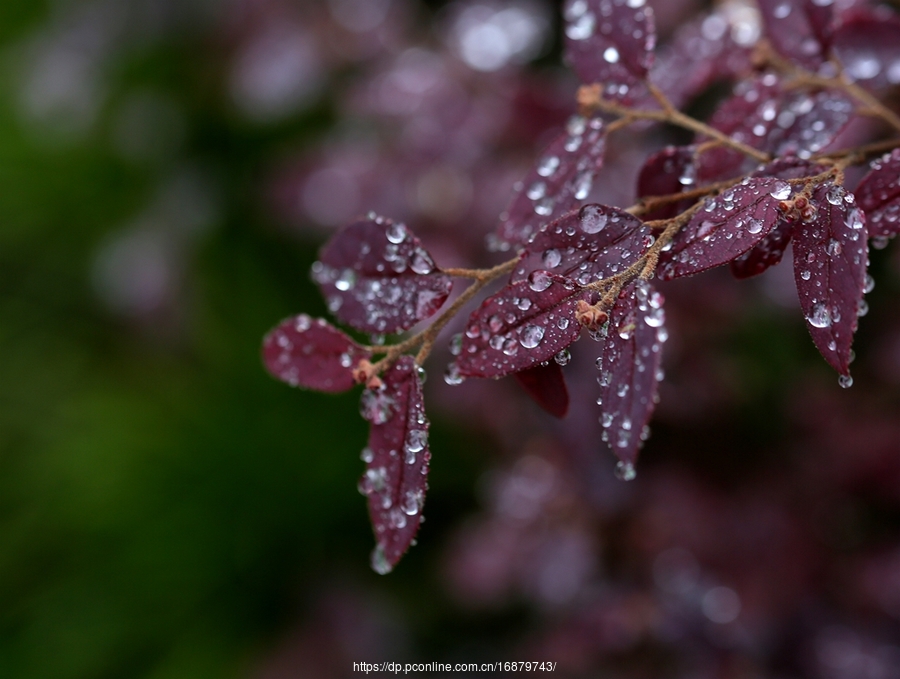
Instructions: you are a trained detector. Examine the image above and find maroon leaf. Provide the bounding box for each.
[658,177,788,280]
[793,183,868,376]
[313,216,452,334]
[563,0,656,101]
[636,145,697,220]
[731,157,824,279]
[649,10,753,110]
[457,274,590,379]
[513,362,570,418]
[758,0,834,71]
[358,356,430,574]
[595,280,666,466]
[832,9,900,90]
[696,76,855,183]
[511,205,653,286]
[262,315,369,393]
[855,149,900,240]
[495,115,607,248]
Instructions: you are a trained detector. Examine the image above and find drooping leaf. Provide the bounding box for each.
[648,10,753,110]
[563,0,656,101]
[855,149,900,239]
[595,280,666,465]
[730,156,823,279]
[513,362,570,418]
[658,177,788,279]
[313,216,453,334]
[635,145,697,220]
[832,8,900,89]
[496,115,607,248]
[262,315,369,393]
[511,204,653,286]
[358,356,430,574]
[792,183,868,376]
[758,0,834,71]
[457,274,590,379]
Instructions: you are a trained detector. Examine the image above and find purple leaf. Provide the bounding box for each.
[636,145,697,220]
[358,356,430,574]
[595,280,666,466]
[457,275,590,379]
[262,314,369,393]
[496,116,607,248]
[658,177,788,280]
[855,149,900,240]
[758,0,834,71]
[649,10,753,110]
[313,216,452,334]
[511,204,654,286]
[793,183,868,376]
[832,9,900,90]
[563,0,656,101]
[731,157,824,279]
[696,76,855,182]
[513,362,570,418]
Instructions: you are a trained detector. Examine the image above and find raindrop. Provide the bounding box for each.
[360,447,374,463]
[542,249,562,269]
[770,182,791,200]
[566,12,596,40]
[386,223,407,244]
[806,303,832,328]
[520,324,545,349]
[370,544,393,574]
[410,250,434,275]
[838,374,853,388]
[537,155,561,177]
[603,47,620,63]
[864,273,875,294]
[554,348,571,366]
[449,333,462,356]
[528,270,553,292]
[444,362,465,385]
[615,460,636,481]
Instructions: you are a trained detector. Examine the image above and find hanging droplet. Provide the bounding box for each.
[520,325,545,349]
[615,460,636,481]
[838,374,853,388]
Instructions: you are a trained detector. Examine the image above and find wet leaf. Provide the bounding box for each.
[855,149,900,239]
[513,362,570,418]
[511,204,653,286]
[731,157,823,278]
[496,116,607,248]
[313,216,453,334]
[658,177,787,279]
[635,145,697,220]
[457,275,590,379]
[563,0,656,101]
[358,356,430,574]
[595,280,665,465]
[262,315,369,393]
[758,0,833,71]
[832,8,900,90]
[793,183,868,376]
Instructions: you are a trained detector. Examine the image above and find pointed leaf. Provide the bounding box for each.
[793,183,868,376]
[595,280,666,465]
[262,315,369,393]
[563,0,656,101]
[832,9,900,90]
[457,275,590,379]
[313,216,453,334]
[855,149,900,239]
[730,157,824,279]
[496,115,607,248]
[511,204,654,286]
[514,362,570,418]
[358,356,430,574]
[758,0,833,71]
[658,177,788,279]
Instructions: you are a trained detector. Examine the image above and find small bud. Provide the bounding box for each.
[575,300,608,329]
[353,358,376,385]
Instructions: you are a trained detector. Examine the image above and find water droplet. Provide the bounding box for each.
[360,447,374,463]
[826,185,844,205]
[520,325,545,349]
[566,12,596,40]
[747,219,764,234]
[615,460,636,480]
[542,249,562,269]
[360,388,395,424]
[444,362,465,385]
[537,155,561,177]
[527,181,547,201]
[371,544,393,574]
[857,299,869,317]
[554,349,571,366]
[488,314,504,333]
[807,303,832,328]
[839,374,853,388]
[517,297,533,311]
[410,250,434,275]
[405,429,427,457]
[386,223,407,244]
[603,46,620,63]
[528,270,553,292]
[826,239,842,256]
[800,269,811,281]
[864,273,875,294]
[402,490,423,516]
[579,205,608,233]
[449,333,462,356]
[770,182,791,200]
